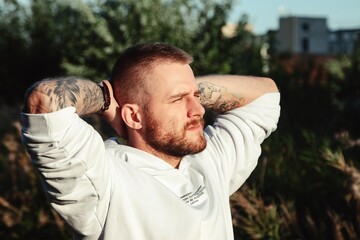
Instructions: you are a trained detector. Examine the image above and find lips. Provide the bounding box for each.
[185,118,205,130]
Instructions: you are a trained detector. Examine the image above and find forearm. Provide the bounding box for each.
[23,76,104,116]
[197,75,278,113]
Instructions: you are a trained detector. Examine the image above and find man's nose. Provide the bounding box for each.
[187,97,205,118]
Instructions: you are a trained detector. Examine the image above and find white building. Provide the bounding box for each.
[277,16,328,54]
[274,16,360,55]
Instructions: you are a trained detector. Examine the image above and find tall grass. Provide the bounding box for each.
[0,109,359,239]
[0,105,70,239]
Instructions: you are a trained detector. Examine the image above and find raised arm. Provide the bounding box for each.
[23,76,105,115]
[23,77,125,137]
[197,75,278,113]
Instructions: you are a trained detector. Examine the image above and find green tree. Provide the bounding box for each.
[1,0,263,103]
[0,0,31,103]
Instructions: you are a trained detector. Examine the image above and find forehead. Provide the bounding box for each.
[147,62,197,96]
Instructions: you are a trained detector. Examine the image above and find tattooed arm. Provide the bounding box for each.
[23,77,104,115]
[197,75,278,113]
[23,77,126,137]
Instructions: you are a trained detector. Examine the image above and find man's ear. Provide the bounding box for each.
[121,104,143,130]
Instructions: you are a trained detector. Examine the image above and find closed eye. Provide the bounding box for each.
[172,97,183,102]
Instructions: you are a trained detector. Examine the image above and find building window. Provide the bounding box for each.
[302,38,309,53]
[354,33,359,41]
[343,32,350,41]
[329,33,337,42]
[302,22,310,32]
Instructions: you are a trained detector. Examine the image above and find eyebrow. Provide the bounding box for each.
[194,90,201,96]
[169,89,200,100]
[168,91,190,100]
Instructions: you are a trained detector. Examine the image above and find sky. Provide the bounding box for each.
[229,0,360,35]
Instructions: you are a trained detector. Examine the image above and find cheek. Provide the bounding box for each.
[152,106,187,131]
[156,118,184,138]
[163,118,182,131]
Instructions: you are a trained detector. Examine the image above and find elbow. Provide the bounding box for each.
[23,82,52,114]
[263,77,279,93]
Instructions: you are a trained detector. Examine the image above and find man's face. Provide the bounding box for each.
[141,62,206,158]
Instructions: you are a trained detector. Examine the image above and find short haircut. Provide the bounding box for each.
[109,43,193,106]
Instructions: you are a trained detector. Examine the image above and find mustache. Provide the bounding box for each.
[185,118,205,130]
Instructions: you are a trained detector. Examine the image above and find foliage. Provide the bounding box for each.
[0,0,258,104]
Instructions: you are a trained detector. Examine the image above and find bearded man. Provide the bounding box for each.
[21,43,280,239]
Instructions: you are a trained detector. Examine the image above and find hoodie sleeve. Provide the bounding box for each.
[204,92,280,195]
[21,107,111,237]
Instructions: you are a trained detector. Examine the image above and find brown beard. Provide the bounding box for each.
[143,109,207,158]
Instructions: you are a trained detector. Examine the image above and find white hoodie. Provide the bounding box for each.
[21,93,280,240]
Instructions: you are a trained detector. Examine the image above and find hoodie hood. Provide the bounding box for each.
[104,138,208,208]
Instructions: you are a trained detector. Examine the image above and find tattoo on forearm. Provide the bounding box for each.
[198,81,244,113]
[53,77,81,109]
[24,76,104,115]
